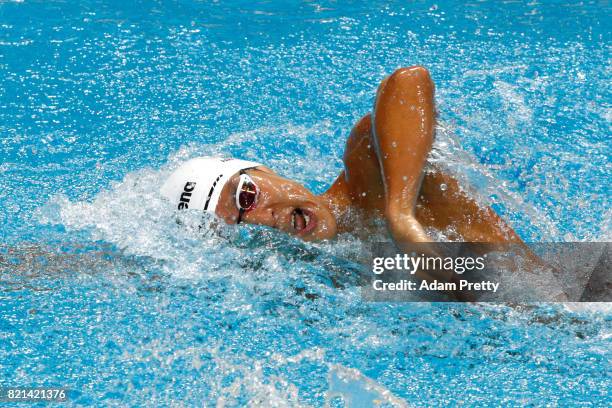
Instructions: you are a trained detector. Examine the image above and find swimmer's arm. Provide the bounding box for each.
[372,66,436,245]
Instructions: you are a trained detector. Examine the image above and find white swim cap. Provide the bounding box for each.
[160,157,262,214]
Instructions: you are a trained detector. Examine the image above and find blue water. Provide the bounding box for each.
[1,0,610,406]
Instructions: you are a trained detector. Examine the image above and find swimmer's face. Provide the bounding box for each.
[215,167,337,240]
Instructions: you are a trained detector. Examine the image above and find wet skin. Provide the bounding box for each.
[216,66,525,245]
[215,166,338,240]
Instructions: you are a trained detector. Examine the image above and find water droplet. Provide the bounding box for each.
[440,183,447,191]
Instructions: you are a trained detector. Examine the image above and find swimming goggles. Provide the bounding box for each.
[235,169,259,224]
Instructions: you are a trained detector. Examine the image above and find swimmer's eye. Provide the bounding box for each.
[235,169,259,224]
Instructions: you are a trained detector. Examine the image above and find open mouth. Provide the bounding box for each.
[291,208,317,234]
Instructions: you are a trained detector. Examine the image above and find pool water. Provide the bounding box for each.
[1,0,610,406]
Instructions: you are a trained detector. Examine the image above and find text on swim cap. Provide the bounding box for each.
[178,182,196,210]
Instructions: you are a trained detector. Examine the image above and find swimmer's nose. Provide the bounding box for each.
[243,202,281,229]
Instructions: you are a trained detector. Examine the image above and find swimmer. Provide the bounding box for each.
[161,66,525,250]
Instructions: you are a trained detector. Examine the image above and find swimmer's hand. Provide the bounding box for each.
[386,212,432,245]
[386,211,447,268]
[387,212,477,301]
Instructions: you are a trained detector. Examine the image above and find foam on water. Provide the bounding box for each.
[35,123,359,277]
[1,0,610,405]
[24,129,609,404]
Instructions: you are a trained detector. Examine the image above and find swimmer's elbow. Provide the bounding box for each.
[387,66,434,90]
